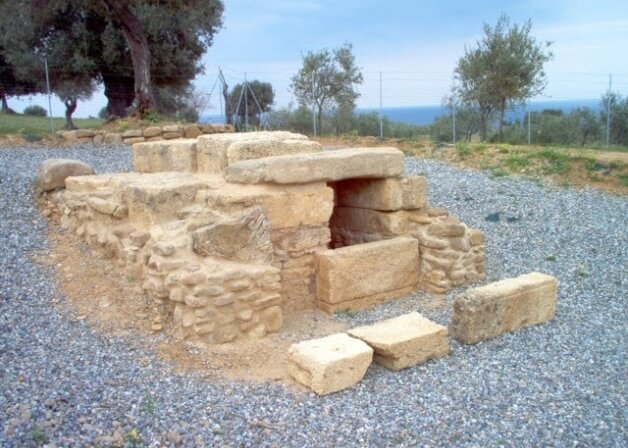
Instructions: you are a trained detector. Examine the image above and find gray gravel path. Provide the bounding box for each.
[1,144,626,447]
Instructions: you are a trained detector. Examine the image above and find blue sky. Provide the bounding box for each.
[12,0,628,117]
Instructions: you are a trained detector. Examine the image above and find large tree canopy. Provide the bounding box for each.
[455,14,552,140]
[0,0,223,118]
[290,43,363,135]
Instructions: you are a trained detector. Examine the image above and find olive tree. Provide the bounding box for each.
[290,43,363,135]
[455,15,552,141]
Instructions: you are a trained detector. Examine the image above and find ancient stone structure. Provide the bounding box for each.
[43,131,486,344]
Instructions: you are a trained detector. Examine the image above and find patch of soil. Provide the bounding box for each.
[37,220,348,385]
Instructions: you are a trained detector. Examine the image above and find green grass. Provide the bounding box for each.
[620,174,628,187]
[455,142,472,158]
[0,113,102,139]
[505,153,531,171]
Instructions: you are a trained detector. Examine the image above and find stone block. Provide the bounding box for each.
[75,129,96,138]
[226,139,321,164]
[316,237,419,312]
[122,129,143,138]
[347,312,448,371]
[183,124,202,138]
[199,182,333,230]
[288,333,373,395]
[133,139,198,173]
[225,148,404,184]
[196,131,311,174]
[124,137,146,144]
[143,126,162,138]
[330,207,421,237]
[39,158,95,191]
[451,272,558,344]
[162,132,183,140]
[162,124,181,133]
[334,176,427,211]
[104,133,123,144]
[192,206,273,264]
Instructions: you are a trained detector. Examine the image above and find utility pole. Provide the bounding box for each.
[43,55,54,133]
[311,72,317,136]
[244,72,249,132]
[379,71,383,139]
[606,74,612,147]
[452,100,456,144]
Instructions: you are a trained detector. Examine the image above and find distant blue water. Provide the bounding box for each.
[358,99,603,126]
[202,99,602,127]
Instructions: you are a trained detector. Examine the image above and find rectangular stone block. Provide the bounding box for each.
[199,182,333,230]
[316,237,419,312]
[197,131,311,174]
[226,139,321,164]
[348,312,448,371]
[225,148,404,184]
[334,176,427,211]
[451,272,558,344]
[288,333,373,395]
[133,139,198,173]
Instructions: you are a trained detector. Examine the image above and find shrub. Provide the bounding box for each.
[23,105,47,117]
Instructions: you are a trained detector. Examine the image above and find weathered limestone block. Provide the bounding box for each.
[75,129,96,138]
[451,272,558,344]
[225,148,404,184]
[124,137,146,144]
[334,176,427,211]
[122,129,143,138]
[199,182,334,230]
[183,124,201,139]
[162,124,181,133]
[196,131,309,174]
[192,207,273,263]
[226,139,322,165]
[143,126,162,138]
[104,133,123,144]
[288,333,373,395]
[133,139,198,173]
[316,237,419,313]
[162,132,182,140]
[348,312,448,371]
[39,159,95,191]
[271,226,331,254]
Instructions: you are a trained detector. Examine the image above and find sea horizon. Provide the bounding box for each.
[201,98,603,127]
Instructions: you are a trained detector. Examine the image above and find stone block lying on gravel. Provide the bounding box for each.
[288,333,373,395]
[348,312,449,371]
[38,158,94,191]
[451,272,558,344]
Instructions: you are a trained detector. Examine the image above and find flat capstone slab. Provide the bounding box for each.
[224,148,405,184]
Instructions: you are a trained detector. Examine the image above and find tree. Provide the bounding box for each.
[602,93,628,146]
[0,48,38,113]
[571,107,600,146]
[454,15,552,141]
[228,80,275,129]
[290,42,363,135]
[0,0,223,118]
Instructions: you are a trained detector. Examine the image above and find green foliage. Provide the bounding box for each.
[228,80,275,129]
[505,153,530,170]
[23,105,47,117]
[602,92,628,146]
[0,113,101,137]
[454,14,552,140]
[30,425,48,446]
[455,143,472,157]
[291,42,363,134]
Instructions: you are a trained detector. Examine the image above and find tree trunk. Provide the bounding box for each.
[222,81,232,125]
[102,73,135,118]
[498,97,506,142]
[317,105,323,136]
[64,97,77,130]
[0,89,8,113]
[101,0,154,117]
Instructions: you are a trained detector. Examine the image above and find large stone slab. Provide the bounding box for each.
[451,272,558,344]
[226,139,321,164]
[198,182,333,230]
[288,333,373,395]
[39,159,94,191]
[133,139,198,173]
[225,148,405,184]
[197,131,309,174]
[316,237,419,312]
[347,312,448,371]
[334,176,427,211]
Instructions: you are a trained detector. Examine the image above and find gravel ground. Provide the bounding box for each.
[0,144,626,447]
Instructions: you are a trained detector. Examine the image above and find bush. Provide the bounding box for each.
[98,107,108,120]
[23,105,47,117]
